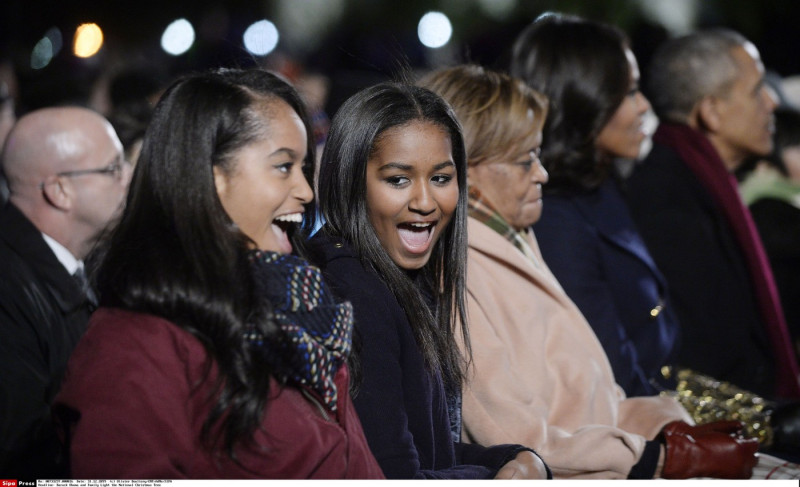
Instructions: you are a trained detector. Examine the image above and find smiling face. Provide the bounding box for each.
[595,48,651,160]
[710,43,777,169]
[365,120,459,270]
[214,98,313,254]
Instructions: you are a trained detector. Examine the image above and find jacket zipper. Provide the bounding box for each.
[301,388,333,422]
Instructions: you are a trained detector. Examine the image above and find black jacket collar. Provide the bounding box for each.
[0,201,88,313]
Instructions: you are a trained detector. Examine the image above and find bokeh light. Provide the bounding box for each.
[31,38,53,70]
[73,23,103,58]
[31,28,62,70]
[418,12,452,49]
[243,20,279,56]
[161,18,195,56]
[46,27,64,56]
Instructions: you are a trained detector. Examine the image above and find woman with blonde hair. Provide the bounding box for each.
[421,62,759,479]
[306,81,549,479]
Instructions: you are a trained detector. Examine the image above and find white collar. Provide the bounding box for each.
[41,232,81,275]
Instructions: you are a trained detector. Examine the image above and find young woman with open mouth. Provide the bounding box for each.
[306,82,549,479]
[53,69,383,479]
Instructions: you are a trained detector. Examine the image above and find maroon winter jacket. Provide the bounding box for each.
[54,307,385,479]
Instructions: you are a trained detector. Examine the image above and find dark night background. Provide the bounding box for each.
[2,0,800,117]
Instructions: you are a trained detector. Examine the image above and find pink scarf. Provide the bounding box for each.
[655,123,800,398]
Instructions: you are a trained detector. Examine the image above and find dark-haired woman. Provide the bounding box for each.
[513,14,800,465]
[508,12,800,469]
[511,12,676,398]
[53,69,384,478]
[306,82,549,479]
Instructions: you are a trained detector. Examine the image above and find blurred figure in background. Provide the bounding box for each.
[739,107,800,355]
[107,66,168,167]
[0,81,14,150]
[0,80,16,203]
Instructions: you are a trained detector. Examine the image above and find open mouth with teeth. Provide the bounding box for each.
[271,212,303,254]
[397,221,435,254]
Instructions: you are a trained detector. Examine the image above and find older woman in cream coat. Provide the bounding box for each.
[420,63,759,480]
[464,216,683,478]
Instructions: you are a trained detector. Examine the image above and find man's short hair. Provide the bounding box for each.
[647,28,749,122]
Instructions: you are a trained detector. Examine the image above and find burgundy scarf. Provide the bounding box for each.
[655,123,800,398]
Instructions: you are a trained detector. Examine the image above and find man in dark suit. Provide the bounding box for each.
[0,107,131,477]
[625,29,800,400]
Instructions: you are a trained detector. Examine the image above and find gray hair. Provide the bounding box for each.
[648,28,750,122]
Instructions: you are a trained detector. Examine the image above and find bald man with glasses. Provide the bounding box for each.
[0,106,131,478]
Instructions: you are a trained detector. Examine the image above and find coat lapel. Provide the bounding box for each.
[0,201,87,313]
[572,182,669,291]
[468,217,569,305]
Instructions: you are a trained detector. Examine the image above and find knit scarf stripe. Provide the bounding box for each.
[467,187,541,268]
[247,250,353,412]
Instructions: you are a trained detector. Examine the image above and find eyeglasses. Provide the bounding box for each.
[508,148,542,173]
[40,157,129,188]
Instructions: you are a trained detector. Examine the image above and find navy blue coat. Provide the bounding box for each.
[306,232,535,479]
[535,180,680,397]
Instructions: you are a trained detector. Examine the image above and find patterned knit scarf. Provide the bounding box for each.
[247,250,353,412]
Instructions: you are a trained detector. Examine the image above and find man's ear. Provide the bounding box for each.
[41,177,72,211]
[694,96,722,133]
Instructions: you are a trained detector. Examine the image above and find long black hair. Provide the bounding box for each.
[511,13,630,193]
[94,68,315,458]
[311,82,470,392]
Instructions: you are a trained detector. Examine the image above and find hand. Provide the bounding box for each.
[660,421,759,479]
[494,450,549,479]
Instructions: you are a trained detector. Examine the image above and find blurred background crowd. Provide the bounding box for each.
[5,0,800,479]
[3,0,800,122]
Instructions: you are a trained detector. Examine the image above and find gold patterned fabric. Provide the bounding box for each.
[659,366,774,446]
